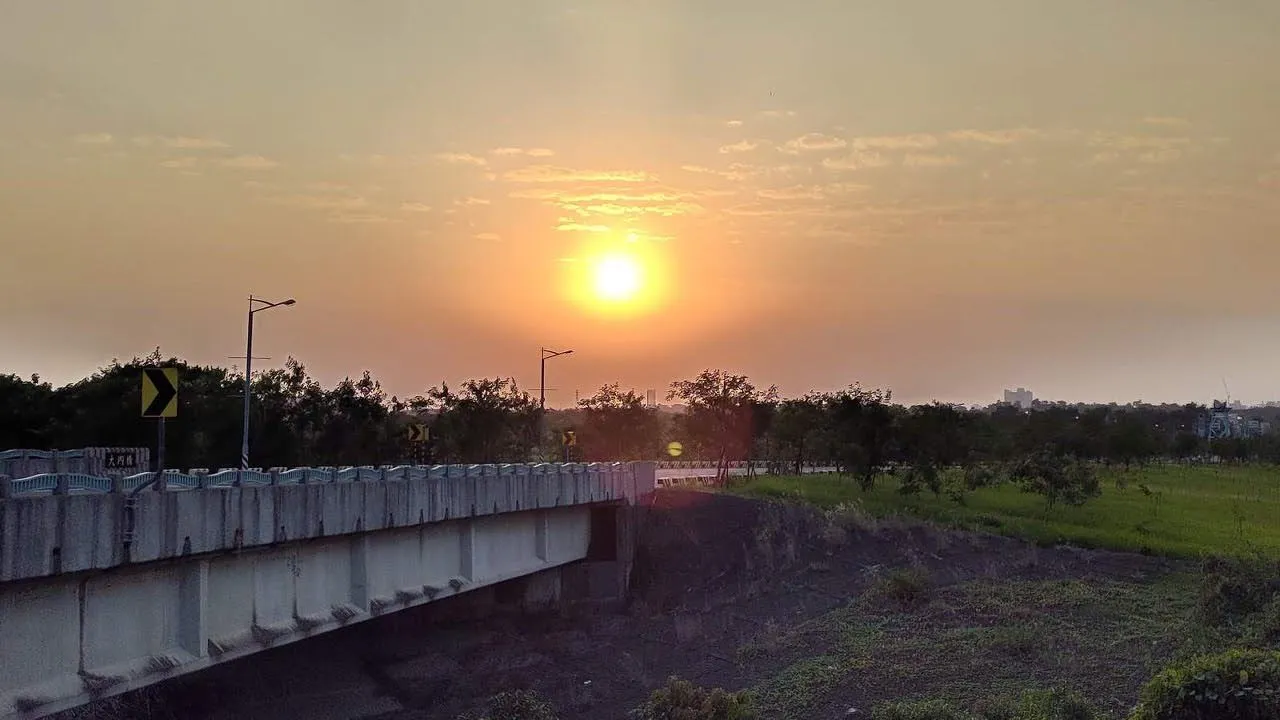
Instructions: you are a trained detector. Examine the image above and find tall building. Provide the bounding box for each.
[1003,387,1033,410]
[646,389,657,407]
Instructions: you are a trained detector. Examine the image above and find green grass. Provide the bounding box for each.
[732,464,1280,558]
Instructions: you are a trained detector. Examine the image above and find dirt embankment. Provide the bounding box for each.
[364,491,1182,719]
[65,490,1186,720]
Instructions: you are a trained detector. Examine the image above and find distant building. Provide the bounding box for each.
[646,389,657,407]
[1003,387,1034,410]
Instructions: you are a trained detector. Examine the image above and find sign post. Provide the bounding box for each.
[141,368,178,490]
[407,423,429,465]
[561,430,576,463]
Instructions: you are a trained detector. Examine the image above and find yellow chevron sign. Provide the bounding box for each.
[141,368,178,418]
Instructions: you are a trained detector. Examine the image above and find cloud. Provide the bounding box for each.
[510,189,693,204]
[779,133,847,154]
[491,147,555,157]
[72,133,114,145]
[903,153,961,168]
[331,213,395,224]
[853,133,939,150]
[267,194,370,211]
[1143,116,1191,128]
[719,139,765,154]
[1138,148,1183,164]
[218,155,279,169]
[400,202,433,212]
[501,165,657,183]
[435,152,489,167]
[726,120,744,128]
[556,222,611,233]
[759,110,798,119]
[159,157,200,169]
[455,196,491,206]
[474,232,501,240]
[307,182,352,192]
[138,135,229,149]
[756,185,826,200]
[945,128,1041,145]
[822,151,892,171]
[1089,133,1190,151]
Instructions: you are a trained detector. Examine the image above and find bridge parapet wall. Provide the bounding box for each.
[0,461,655,584]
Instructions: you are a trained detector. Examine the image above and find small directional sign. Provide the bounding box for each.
[562,430,577,447]
[407,424,429,443]
[141,368,178,418]
[104,450,139,471]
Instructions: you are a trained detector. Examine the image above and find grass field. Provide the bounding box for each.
[744,572,1198,718]
[734,463,1280,558]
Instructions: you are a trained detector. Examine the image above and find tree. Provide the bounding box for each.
[766,394,828,474]
[826,385,894,490]
[427,378,540,464]
[577,383,662,460]
[1007,449,1101,509]
[668,370,776,483]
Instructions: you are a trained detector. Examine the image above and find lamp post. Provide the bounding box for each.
[539,347,573,454]
[241,295,295,470]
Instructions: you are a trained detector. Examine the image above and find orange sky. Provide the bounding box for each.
[2,2,1280,406]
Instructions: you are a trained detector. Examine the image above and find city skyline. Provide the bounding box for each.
[3,2,1279,407]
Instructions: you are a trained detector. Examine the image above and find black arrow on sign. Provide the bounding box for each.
[144,368,177,417]
[408,425,424,442]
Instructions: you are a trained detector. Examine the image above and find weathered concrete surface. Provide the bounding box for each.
[0,463,655,720]
[1,463,648,584]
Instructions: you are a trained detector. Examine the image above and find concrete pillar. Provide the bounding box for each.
[178,560,209,657]
[349,535,370,612]
[458,522,475,581]
[534,510,549,562]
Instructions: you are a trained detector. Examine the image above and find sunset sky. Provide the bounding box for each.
[2,1,1279,407]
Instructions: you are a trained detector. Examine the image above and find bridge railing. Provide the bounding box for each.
[0,461,639,499]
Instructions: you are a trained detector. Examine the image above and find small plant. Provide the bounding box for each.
[870,567,932,607]
[462,690,559,720]
[630,677,757,720]
[1129,648,1280,719]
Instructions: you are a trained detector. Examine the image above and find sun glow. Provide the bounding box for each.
[592,253,643,302]
[563,234,670,318]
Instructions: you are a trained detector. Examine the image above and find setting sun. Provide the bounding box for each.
[592,254,643,303]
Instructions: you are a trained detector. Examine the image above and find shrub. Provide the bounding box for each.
[463,689,559,720]
[1198,550,1280,630]
[630,677,757,720]
[1129,648,1280,720]
[871,567,932,607]
[1007,451,1100,508]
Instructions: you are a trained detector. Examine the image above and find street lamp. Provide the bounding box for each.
[241,295,295,470]
[540,347,574,412]
[539,347,573,454]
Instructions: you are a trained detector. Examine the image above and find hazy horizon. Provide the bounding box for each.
[3,2,1279,408]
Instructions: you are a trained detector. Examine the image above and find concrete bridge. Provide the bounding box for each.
[0,462,655,719]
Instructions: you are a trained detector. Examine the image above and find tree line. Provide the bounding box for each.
[2,351,1278,479]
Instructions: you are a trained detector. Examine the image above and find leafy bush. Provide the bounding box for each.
[1007,451,1100,508]
[462,690,559,720]
[630,677,757,720]
[1129,648,1280,720]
